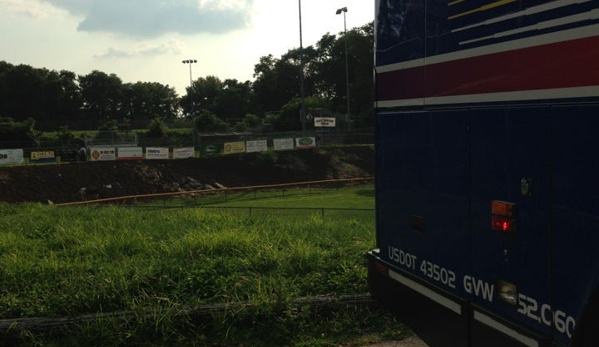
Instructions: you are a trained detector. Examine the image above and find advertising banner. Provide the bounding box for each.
[295,137,316,149]
[223,141,246,154]
[145,147,169,160]
[273,138,294,151]
[0,149,24,165]
[173,147,195,159]
[89,147,116,161]
[60,149,78,162]
[117,147,143,160]
[199,144,222,157]
[30,150,56,164]
[246,140,268,153]
[314,117,337,127]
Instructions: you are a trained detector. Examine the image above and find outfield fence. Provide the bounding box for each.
[1,132,373,165]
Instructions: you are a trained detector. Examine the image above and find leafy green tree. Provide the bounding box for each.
[182,76,252,125]
[311,22,374,126]
[347,22,374,127]
[249,22,374,131]
[215,79,252,122]
[310,33,338,100]
[39,70,82,129]
[78,71,124,124]
[182,75,223,118]
[1,64,46,123]
[250,48,318,118]
[56,70,84,125]
[0,62,84,130]
[122,82,179,124]
[250,55,277,116]
[0,61,11,117]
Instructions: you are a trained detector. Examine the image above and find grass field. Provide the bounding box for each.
[0,186,408,346]
[142,185,375,219]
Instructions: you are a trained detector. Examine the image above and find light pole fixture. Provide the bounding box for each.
[182,59,197,87]
[298,0,306,135]
[336,7,350,126]
[182,59,197,116]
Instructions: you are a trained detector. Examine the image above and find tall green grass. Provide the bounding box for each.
[0,189,407,346]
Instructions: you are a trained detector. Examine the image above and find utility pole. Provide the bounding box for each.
[299,0,306,135]
[336,7,350,130]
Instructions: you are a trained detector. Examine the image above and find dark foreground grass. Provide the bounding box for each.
[0,192,407,346]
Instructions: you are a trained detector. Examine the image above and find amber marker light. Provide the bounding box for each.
[491,200,517,233]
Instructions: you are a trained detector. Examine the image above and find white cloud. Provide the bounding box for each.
[39,0,254,38]
[1,0,66,19]
[41,0,92,15]
[94,39,185,59]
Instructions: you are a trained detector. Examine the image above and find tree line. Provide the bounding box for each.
[0,22,373,138]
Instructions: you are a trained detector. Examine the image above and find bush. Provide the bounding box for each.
[195,111,231,133]
[147,117,169,138]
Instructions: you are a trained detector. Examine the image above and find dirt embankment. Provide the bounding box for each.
[0,146,374,204]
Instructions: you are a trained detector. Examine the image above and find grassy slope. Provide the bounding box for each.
[0,186,407,346]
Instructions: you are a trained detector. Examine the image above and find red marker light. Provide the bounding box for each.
[492,216,516,233]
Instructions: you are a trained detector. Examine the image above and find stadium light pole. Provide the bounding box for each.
[336,7,350,128]
[298,0,306,135]
[182,59,197,117]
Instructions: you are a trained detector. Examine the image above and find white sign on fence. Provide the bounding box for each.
[246,140,268,153]
[146,147,169,160]
[89,147,116,161]
[314,117,336,127]
[117,147,143,160]
[173,147,195,159]
[0,149,24,165]
[273,138,295,151]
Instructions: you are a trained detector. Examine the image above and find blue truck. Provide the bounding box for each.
[367,1,599,346]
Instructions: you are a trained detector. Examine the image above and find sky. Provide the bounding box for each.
[0,0,374,96]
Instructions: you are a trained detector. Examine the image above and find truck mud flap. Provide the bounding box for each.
[367,251,552,347]
[367,251,469,347]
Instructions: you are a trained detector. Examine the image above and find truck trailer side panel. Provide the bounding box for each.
[370,1,599,346]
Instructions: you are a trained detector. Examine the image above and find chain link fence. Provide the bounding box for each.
[1,129,373,154]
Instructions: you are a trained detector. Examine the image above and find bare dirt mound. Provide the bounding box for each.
[0,146,374,204]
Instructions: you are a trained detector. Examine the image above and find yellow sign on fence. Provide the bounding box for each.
[223,141,246,154]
